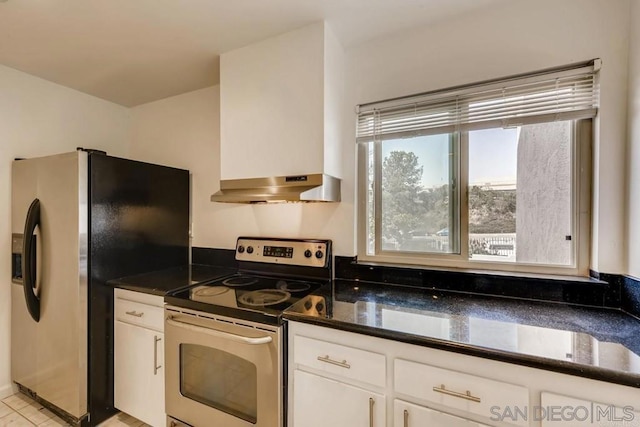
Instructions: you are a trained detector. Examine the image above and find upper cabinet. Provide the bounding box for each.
[220,22,345,180]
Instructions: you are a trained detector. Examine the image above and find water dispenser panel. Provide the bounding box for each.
[11,234,23,284]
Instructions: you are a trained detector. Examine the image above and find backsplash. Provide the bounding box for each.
[191,248,640,318]
[623,275,640,318]
[336,256,640,317]
[192,247,238,269]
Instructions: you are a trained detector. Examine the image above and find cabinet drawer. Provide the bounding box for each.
[293,335,386,388]
[115,298,164,331]
[394,399,491,427]
[395,359,528,427]
[115,288,163,308]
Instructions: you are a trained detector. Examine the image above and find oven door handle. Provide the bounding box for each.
[166,316,273,345]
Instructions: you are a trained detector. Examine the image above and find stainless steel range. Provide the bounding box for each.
[164,237,331,427]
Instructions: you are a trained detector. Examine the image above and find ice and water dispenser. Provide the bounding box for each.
[11,234,23,284]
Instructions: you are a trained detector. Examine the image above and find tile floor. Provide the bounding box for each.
[0,393,149,427]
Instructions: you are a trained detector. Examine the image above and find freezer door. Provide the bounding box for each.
[11,151,88,420]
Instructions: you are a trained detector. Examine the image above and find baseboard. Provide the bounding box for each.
[0,382,17,399]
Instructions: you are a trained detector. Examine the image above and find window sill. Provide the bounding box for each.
[351,258,605,285]
[335,256,616,309]
[354,249,590,280]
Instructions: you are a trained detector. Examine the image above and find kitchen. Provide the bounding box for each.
[2,0,640,426]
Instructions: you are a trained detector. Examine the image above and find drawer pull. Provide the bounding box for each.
[125,310,144,318]
[433,384,481,403]
[369,397,374,427]
[317,355,350,369]
[403,409,409,427]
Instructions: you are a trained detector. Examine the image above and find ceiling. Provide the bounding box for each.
[0,0,503,107]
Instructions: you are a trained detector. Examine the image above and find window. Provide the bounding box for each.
[357,60,598,275]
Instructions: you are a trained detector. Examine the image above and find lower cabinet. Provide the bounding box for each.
[114,289,165,427]
[293,370,385,427]
[394,400,491,427]
[288,321,640,427]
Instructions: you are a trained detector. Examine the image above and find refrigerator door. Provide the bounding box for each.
[11,151,88,420]
[11,159,39,393]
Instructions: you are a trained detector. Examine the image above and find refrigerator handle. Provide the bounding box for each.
[22,198,41,322]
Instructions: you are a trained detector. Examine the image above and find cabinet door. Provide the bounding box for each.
[541,393,640,427]
[115,320,165,427]
[293,370,385,427]
[394,400,492,427]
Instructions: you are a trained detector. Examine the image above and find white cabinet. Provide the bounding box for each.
[288,321,640,427]
[540,392,640,427]
[114,289,165,427]
[290,325,386,427]
[288,321,519,427]
[293,370,385,427]
[394,400,491,427]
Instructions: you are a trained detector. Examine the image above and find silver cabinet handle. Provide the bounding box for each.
[433,384,481,403]
[404,409,409,427]
[369,397,374,427]
[153,335,162,375]
[166,317,272,345]
[317,355,350,369]
[125,310,144,317]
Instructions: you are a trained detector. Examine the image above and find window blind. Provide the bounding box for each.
[356,60,600,142]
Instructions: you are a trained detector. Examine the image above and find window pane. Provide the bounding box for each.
[380,134,455,254]
[468,121,573,265]
[366,142,375,255]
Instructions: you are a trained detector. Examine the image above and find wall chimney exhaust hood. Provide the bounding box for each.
[210,174,341,203]
[217,23,345,203]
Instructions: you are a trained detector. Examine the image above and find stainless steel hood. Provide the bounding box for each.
[210,174,341,203]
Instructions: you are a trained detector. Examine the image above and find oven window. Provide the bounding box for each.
[180,344,258,424]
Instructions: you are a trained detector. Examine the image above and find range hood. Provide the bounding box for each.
[210,174,341,203]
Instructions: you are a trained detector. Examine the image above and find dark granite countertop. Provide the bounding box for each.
[107,264,236,296]
[284,279,640,388]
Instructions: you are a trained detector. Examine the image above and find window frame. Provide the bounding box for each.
[357,118,592,277]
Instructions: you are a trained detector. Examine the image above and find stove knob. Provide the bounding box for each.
[315,250,324,259]
[247,246,254,254]
[237,245,245,253]
[304,249,312,258]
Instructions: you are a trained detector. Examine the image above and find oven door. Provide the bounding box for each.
[165,306,282,427]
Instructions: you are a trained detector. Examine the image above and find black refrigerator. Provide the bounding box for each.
[11,149,189,426]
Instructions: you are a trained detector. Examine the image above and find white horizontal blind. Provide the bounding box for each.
[356,60,599,142]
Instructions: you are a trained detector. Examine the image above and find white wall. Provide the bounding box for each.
[346,0,631,274]
[129,86,355,254]
[0,65,130,398]
[627,0,640,279]
[129,0,632,275]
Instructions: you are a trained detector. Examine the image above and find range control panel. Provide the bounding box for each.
[235,238,330,268]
